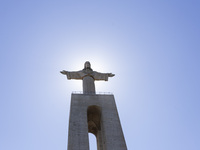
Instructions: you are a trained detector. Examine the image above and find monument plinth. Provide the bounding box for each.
[61,61,127,150]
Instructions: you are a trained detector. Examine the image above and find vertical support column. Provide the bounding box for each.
[67,94,127,150]
[67,96,89,150]
[100,95,127,150]
[96,130,104,150]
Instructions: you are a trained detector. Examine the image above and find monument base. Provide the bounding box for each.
[67,94,127,150]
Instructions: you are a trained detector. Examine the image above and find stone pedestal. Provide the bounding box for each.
[67,94,127,150]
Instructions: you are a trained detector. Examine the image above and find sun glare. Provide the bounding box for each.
[58,46,117,93]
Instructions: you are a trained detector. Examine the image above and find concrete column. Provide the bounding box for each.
[67,94,127,150]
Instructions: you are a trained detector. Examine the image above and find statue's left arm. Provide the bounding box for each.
[93,71,115,81]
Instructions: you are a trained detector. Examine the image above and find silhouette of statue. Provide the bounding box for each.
[61,61,115,94]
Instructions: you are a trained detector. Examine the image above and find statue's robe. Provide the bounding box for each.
[65,69,111,94]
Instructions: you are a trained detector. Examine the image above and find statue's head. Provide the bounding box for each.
[84,61,92,70]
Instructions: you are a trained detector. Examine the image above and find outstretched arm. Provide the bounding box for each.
[60,70,82,80]
[108,73,115,77]
[60,70,68,75]
[93,71,115,81]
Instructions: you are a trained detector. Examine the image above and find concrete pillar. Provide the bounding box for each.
[67,94,127,150]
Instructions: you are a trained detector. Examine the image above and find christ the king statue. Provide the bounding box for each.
[60,61,115,94]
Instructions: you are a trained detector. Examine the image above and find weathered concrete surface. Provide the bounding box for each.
[67,94,127,150]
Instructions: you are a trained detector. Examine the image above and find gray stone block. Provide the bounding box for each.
[67,94,127,150]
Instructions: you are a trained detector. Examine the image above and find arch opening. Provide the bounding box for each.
[87,105,101,150]
[88,133,97,150]
[87,105,101,136]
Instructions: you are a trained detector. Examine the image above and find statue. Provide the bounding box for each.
[60,61,115,94]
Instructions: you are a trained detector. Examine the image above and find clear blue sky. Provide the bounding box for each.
[0,0,200,150]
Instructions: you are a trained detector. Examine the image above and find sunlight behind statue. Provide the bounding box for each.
[61,61,115,94]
